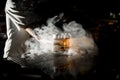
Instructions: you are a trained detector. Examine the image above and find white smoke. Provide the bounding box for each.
[24,15,98,78]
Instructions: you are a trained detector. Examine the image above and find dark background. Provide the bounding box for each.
[0,0,120,80]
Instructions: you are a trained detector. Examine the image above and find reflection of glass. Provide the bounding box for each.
[54,38,70,52]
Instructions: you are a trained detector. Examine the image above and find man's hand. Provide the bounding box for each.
[25,27,41,42]
[34,36,41,42]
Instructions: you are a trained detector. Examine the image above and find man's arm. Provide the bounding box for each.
[25,28,40,41]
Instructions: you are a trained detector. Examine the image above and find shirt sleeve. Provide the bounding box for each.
[5,0,40,29]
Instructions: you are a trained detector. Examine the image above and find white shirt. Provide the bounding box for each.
[4,0,32,66]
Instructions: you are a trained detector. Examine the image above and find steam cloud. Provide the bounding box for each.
[23,15,98,78]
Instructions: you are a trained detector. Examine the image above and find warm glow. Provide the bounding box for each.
[54,38,70,52]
